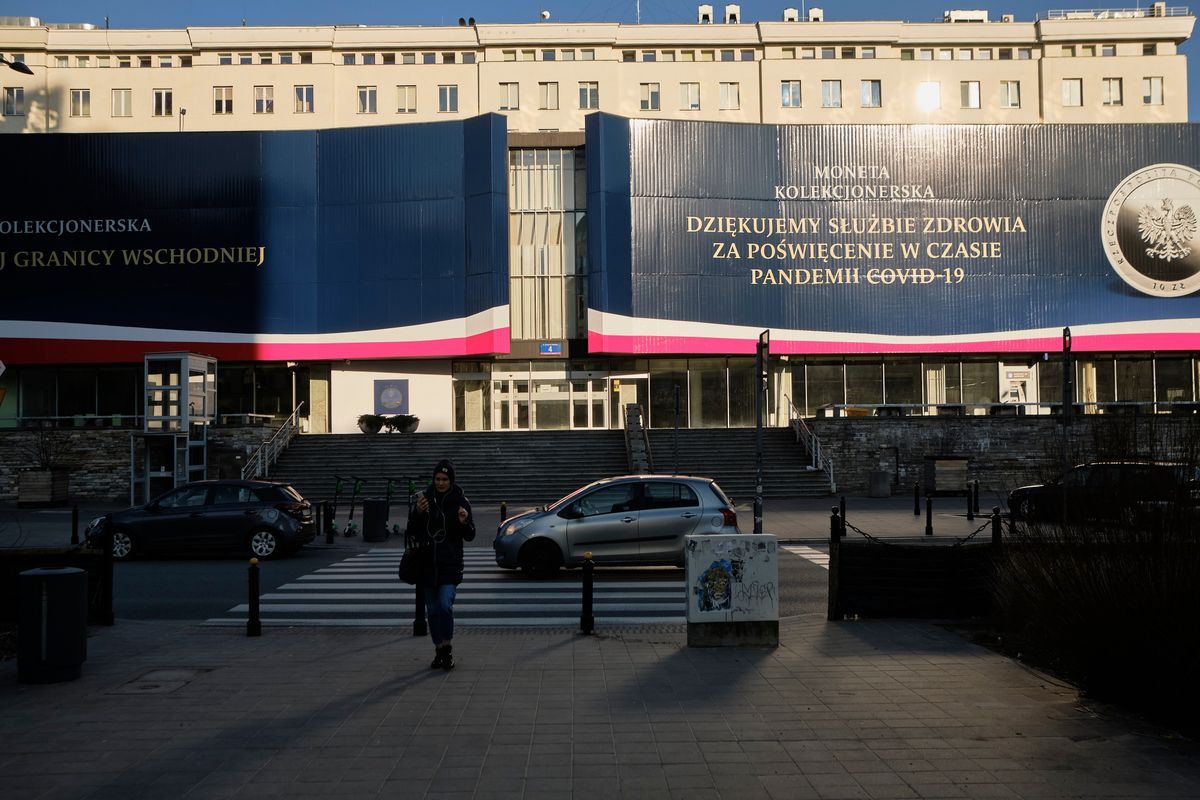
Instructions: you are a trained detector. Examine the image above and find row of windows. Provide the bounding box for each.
[0,74,1164,119]
[52,53,193,69]
[622,48,756,62]
[901,46,1034,61]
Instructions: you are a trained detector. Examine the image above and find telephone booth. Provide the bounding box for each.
[129,352,217,506]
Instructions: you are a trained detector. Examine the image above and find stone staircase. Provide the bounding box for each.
[267,427,832,505]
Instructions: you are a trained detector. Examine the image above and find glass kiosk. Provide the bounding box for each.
[129,352,217,506]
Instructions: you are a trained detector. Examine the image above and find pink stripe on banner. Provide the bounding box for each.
[590,329,1200,355]
[0,328,511,365]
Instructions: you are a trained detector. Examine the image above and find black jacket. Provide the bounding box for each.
[404,483,476,586]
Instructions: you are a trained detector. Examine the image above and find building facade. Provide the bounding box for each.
[0,6,1197,436]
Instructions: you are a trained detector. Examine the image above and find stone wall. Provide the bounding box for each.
[811,414,1200,498]
[0,425,275,502]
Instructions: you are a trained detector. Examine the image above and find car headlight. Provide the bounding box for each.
[263,508,279,522]
[502,517,536,536]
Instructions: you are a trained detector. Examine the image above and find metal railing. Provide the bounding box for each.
[241,401,306,480]
[8,414,144,429]
[1042,6,1190,19]
[808,400,1200,417]
[785,394,836,492]
[622,403,653,473]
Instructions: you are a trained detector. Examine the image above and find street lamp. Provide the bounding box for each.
[0,55,34,76]
[754,330,770,534]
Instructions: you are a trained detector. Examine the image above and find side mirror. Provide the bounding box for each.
[559,503,582,520]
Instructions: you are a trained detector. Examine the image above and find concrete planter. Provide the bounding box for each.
[18,469,70,507]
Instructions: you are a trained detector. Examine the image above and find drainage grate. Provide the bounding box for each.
[109,667,214,695]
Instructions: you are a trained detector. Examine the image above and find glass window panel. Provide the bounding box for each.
[687,358,728,428]
[806,363,843,415]
[1115,358,1153,403]
[961,362,998,405]
[883,361,921,405]
[649,361,688,428]
[1155,358,1192,404]
[845,363,882,405]
[728,358,756,427]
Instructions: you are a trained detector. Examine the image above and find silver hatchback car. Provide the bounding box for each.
[493,475,740,574]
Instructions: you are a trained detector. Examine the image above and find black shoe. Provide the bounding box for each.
[441,645,454,671]
[430,649,446,669]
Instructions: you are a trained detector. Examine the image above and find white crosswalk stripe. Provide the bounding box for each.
[782,544,830,570]
[207,548,687,627]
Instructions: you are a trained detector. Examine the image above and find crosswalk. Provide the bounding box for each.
[782,544,830,570]
[207,548,689,628]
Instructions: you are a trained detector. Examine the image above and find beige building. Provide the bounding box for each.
[0,5,1193,134]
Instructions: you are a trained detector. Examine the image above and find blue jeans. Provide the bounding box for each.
[422,584,457,645]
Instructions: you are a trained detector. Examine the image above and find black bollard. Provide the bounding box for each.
[925,496,933,536]
[966,484,974,521]
[828,507,841,621]
[323,501,334,545]
[71,505,79,545]
[580,551,595,635]
[413,588,428,637]
[247,558,262,637]
[973,480,981,515]
[96,514,115,626]
[991,506,1002,547]
[913,483,921,516]
[500,501,508,521]
[839,496,846,538]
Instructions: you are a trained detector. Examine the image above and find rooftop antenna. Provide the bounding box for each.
[637,1,641,24]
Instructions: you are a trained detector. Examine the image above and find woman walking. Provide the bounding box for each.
[406,459,475,669]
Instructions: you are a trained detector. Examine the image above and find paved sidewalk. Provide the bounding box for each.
[2,615,1199,800]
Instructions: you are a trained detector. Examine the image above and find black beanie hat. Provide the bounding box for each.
[433,459,456,485]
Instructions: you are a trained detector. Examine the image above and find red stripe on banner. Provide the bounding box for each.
[0,328,511,364]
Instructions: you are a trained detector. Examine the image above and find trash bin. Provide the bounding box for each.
[18,567,88,684]
[362,498,389,542]
[868,470,892,498]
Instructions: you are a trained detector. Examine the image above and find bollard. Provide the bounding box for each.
[95,514,115,626]
[70,505,79,545]
[413,588,428,637]
[991,506,1002,547]
[839,496,846,538]
[966,484,974,521]
[913,483,921,516]
[925,496,933,536]
[827,507,841,621]
[500,501,507,522]
[580,551,595,635]
[323,501,334,545]
[973,480,981,515]
[247,558,262,637]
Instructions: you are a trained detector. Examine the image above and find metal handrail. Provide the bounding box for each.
[241,401,306,480]
[784,394,836,493]
[622,403,653,473]
[1041,7,1190,19]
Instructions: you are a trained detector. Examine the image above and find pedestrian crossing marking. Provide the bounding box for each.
[207,547,688,628]
[782,544,829,570]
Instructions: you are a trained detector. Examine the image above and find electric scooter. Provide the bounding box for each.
[385,477,404,539]
[343,476,366,537]
[329,475,347,536]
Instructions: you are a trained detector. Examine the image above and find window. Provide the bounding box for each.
[639,82,660,111]
[1081,45,1095,57]
[239,53,251,65]
[1101,44,1116,57]
[1017,48,1032,60]
[720,49,735,62]
[578,81,598,109]
[54,56,68,68]
[700,50,714,61]
[1000,80,1021,108]
[781,80,801,108]
[1063,45,1076,57]
[402,53,415,64]
[153,88,172,116]
[917,81,940,111]
[438,84,458,113]
[280,53,293,65]
[503,50,516,62]
[622,50,636,62]
[977,48,993,60]
[861,47,876,59]
[561,49,575,60]
[999,48,1013,60]
[118,56,131,68]
[254,85,274,114]
[138,56,151,68]
[719,82,740,110]
[3,86,24,116]
[299,52,312,64]
[581,49,595,61]
[821,80,842,108]
[70,88,90,117]
[1103,77,1123,106]
[1143,76,1163,105]
[499,82,519,110]
[918,48,933,60]
[681,82,700,110]
[259,53,272,64]
[159,56,172,68]
[841,47,855,59]
[538,82,558,110]
[642,50,657,62]
[111,88,131,116]
[519,50,534,62]
[1062,78,1082,107]
[357,85,377,114]
[958,48,973,60]
[960,80,980,109]
[343,53,355,65]
[938,48,952,60]
[681,49,695,61]
[642,482,699,510]
[781,47,795,59]
[820,47,835,59]
[219,53,232,65]
[97,55,110,67]
[900,48,913,60]
[542,49,556,61]
[76,55,90,68]
[397,84,416,113]
[213,85,233,115]
[382,53,396,65]
[801,47,816,59]
[179,56,192,68]
[294,84,314,113]
[740,50,754,61]
[860,79,881,108]
[1143,43,1157,56]
[662,50,676,61]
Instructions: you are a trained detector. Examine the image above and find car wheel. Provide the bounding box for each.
[1013,498,1034,521]
[519,539,563,577]
[248,529,281,559]
[111,529,135,560]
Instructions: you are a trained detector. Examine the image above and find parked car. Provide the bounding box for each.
[85,479,316,559]
[493,475,741,575]
[1008,461,1200,525]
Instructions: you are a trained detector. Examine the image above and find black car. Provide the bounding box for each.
[86,479,316,559]
[1008,461,1200,524]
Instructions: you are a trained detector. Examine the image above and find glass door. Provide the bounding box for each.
[491,377,530,430]
[608,374,649,429]
[571,377,608,429]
